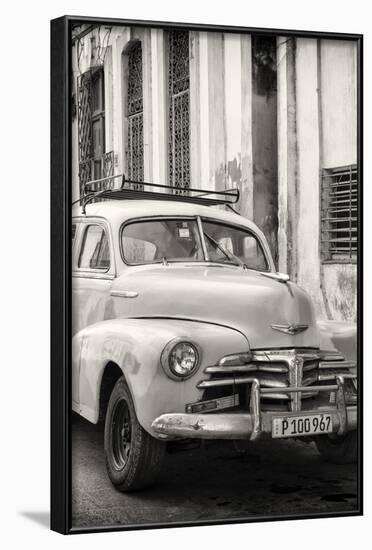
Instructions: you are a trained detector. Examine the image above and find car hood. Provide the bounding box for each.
[110,264,320,350]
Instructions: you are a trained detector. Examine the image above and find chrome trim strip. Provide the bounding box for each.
[255,364,288,373]
[72,272,115,281]
[319,352,345,361]
[218,352,253,366]
[205,363,288,374]
[198,375,289,389]
[110,290,139,298]
[251,350,320,363]
[205,365,258,374]
[319,360,356,369]
[250,379,261,440]
[197,376,255,388]
[318,372,356,382]
[260,384,338,394]
[288,354,303,412]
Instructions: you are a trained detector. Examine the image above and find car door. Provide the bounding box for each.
[72,217,115,337]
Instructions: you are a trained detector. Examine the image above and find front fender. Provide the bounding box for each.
[317,319,357,362]
[72,318,249,437]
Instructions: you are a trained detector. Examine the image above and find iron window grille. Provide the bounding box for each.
[126,42,144,189]
[77,67,114,197]
[168,30,191,191]
[321,164,358,262]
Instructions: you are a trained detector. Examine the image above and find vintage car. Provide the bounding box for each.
[72,178,358,492]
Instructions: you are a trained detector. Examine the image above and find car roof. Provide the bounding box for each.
[72,199,260,233]
[72,199,275,271]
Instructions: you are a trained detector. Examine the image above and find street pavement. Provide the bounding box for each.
[71,415,358,529]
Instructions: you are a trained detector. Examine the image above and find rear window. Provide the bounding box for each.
[79,225,110,270]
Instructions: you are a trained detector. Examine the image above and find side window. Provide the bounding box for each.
[72,224,77,244]
[79,225,110,270]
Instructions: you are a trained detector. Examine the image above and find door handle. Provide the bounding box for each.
[110,290,139,298]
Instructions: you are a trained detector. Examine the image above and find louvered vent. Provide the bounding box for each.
[321,164,358,261]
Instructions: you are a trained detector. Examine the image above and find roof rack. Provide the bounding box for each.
[73,174,240,214]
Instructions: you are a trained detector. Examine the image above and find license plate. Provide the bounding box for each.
[272,413,333,439]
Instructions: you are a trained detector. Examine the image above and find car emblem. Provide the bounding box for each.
[271,323,309,335]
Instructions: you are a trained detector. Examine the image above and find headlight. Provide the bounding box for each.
[161,339,200,380]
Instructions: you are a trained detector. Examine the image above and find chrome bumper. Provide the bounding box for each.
[152,375,357,440]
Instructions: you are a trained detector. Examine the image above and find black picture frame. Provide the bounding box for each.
[51,15,363,535]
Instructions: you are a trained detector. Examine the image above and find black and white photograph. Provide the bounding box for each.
[51,14,362,534]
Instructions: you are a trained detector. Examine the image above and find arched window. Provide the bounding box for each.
[168,30,190,190]
[127,41,144,184]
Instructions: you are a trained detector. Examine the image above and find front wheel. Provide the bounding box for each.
[104,376,165,491]
[315,431,357,464]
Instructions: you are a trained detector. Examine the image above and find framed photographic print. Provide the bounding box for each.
[51,15,363,534]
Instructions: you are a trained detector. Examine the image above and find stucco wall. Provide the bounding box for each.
[295,39,327,318]
[320,40,357,321]
[277,36,357,322]
[320,41,357,169]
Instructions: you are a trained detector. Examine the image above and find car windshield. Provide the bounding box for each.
[121,217,269,271]
[201,220,268,271]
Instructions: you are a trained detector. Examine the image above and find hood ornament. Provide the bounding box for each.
[271,323,309,335]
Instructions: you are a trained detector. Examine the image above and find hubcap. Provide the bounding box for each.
[111,398,132,469]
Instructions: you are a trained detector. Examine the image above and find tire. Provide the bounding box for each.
[104,376,165,491]
[315,431,357,464]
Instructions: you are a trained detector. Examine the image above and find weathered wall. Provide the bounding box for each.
[320,41,357,169]
[319,40,357,321]
[277,36,357,321]
[202,32,276,249]
[240,35,254,221]
[208,33,227,191]
[251,36,278,265]
[224,33,242,191]
[207,33,255,218]
[277,37,297,281]
[295,38,327,318]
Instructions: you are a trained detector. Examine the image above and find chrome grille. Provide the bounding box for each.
[198,349,356,412]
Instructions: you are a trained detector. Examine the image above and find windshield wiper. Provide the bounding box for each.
[203,231,247,268]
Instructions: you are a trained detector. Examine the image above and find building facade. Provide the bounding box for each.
[71,24,357,322]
